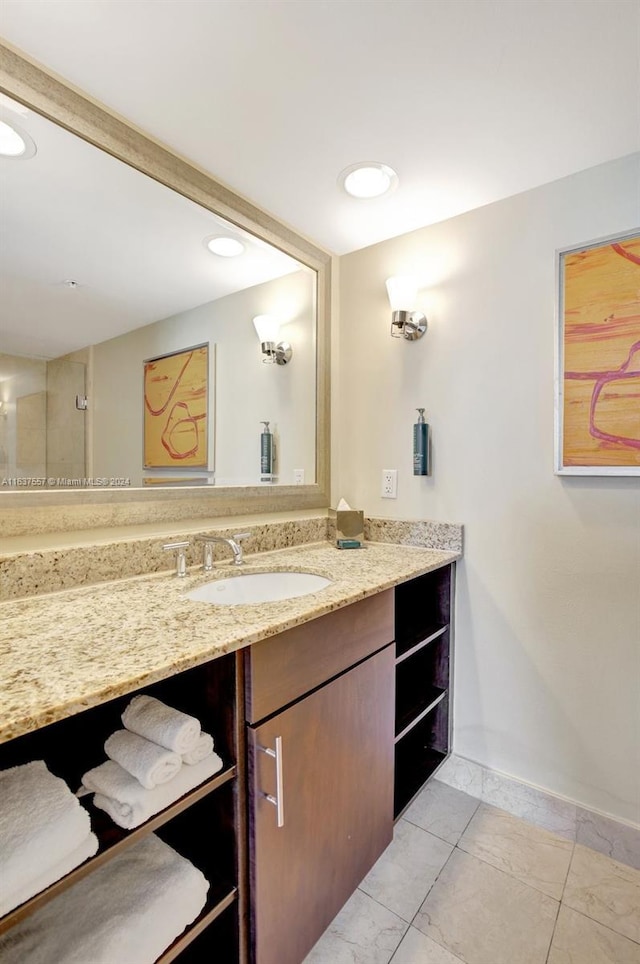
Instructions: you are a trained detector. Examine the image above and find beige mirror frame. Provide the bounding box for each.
[0,42,331,537]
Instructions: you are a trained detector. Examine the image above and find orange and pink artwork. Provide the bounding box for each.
[143,345,208,468]
[558,232,640,474]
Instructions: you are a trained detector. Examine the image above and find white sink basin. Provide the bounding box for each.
[185,571,332,606]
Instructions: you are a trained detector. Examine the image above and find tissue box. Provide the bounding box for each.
[332,509,364,544]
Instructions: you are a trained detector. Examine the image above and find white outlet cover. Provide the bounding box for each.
[293,469,305,485]
[381,469,397,498]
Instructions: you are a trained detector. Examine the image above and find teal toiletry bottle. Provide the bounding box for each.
[413,408,429,475]
[260,421,273,482]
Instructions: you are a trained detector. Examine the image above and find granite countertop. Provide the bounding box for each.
[0,540,459,744]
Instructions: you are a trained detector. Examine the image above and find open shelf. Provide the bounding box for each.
[157,885,238,964]
[395,629,449,738]
[394,693,450,818]
[0,765,236,936]
[395,625,447,665]
[395,566,451,658]
[395,688,446,743]
[394,565,454,820]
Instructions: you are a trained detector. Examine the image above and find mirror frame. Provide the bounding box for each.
[0,42,331,536]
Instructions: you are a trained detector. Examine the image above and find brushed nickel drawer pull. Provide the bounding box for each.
[258,736,284,827]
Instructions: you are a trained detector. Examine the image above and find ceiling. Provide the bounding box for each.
[0,0,638,259]
[0,98,302,357]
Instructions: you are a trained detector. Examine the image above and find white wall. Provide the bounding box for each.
[92,270,316,486]
[336,154,640,824]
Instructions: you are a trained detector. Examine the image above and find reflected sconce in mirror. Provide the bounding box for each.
[253,315,293,365]
[385,276,427,340]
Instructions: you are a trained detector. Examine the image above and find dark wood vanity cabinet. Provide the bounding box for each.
[393,564,454,817]
[244,593,396,964]
[0,565,454,964]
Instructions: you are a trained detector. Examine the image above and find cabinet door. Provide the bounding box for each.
[247,645,394,964]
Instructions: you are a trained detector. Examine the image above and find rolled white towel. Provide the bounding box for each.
[82,752,223,829]
[1,833,98,917]
[0,761,94,913]
[182,731,214,766]
[104,729,182,789]
[121,695,201,754]
[0,834,209,964]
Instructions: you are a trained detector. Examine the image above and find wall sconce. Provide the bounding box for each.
[253,315,293,365]
[385,276,427,340]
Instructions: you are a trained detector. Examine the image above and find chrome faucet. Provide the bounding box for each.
[195,532,251,570]
[162,540,190,577]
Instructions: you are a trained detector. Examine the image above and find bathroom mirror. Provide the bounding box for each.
[0,44,331,535]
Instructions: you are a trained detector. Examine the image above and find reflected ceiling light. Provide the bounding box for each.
[339,162,398,199]
[253,315,292,365]
[0,119,36,159]
[205,236,245,257]
[385,276,427,340]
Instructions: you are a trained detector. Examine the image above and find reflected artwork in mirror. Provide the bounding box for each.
[0,42,330,541]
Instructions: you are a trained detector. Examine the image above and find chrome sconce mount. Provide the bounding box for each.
[258,340,293,365]
[253,315,293,365]
[386,277,427,341]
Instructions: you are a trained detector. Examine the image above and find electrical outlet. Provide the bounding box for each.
[381,469,397,499]
[293,468,305,485]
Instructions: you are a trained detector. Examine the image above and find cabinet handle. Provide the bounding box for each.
[258,736,284,828]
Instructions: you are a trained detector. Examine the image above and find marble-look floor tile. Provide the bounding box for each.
[435,755,483,799]
[390,926,464,963]
[482,769,577,840]
[413,849,558,964]
[457,803,573,899]
[577,808,640,871]
[304,888,407,964]
[547,905,640,964]
[563,844,640,943]
[359,819,453,922]
[403,779,479,845]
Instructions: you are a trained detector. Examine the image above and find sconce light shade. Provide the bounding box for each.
[385,276,418,312]
[385,276,427,341]
[253,315,281,343]
[253,315,293,365]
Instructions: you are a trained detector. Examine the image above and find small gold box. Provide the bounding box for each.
[333,509,364,543]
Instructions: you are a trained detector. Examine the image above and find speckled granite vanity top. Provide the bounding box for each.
[0,540,459,743]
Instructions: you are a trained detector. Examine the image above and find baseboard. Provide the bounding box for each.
[436,753,640,871]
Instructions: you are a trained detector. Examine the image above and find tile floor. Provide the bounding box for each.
[304,780,640,964]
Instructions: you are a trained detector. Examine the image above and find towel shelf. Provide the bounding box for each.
[0,652,247,963]
[0,765,237,937]
[156,884,238,964]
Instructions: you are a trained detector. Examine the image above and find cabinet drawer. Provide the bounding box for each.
[244,590,394,723]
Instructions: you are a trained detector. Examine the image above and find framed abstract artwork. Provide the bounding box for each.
[555,230,640,475]
[143,344,209,468]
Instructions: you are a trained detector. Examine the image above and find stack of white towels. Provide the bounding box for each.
[80,695,223,829]
[0,832,210,964]
[0,760,98,917]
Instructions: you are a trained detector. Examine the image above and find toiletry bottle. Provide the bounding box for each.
[413,408,429,475]
[260,421,273,482]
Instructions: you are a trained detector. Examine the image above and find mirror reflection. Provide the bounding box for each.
[0,95,317,491]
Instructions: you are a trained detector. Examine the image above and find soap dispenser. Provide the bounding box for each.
[260,421,274,482]
[413,408,429,476]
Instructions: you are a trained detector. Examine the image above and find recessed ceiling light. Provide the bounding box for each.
[0,119,36,159]
[205,236,245,257]
[338,162,398,199]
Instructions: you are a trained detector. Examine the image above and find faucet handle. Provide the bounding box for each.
[194,535,217,572]
[162,541,190,578]
[232,532,251,566]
